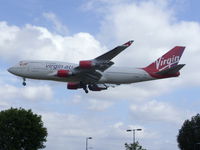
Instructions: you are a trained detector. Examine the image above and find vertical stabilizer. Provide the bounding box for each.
[144,46,185,73]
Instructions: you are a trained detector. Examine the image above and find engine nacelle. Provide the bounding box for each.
[88,84,107,91]
[67,82,81,90]
[79,60,95,69]
[57,70,72,77]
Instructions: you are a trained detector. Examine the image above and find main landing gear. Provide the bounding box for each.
[22,78,26,86]
[83,86,89,94]
[80,82,89,94]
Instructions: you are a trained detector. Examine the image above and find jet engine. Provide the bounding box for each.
[79,60,95,69]
[57,70,72,77]
[88,84,107,91]
[67,82,81,89]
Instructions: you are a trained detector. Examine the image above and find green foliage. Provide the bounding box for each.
[125,141,146,150]
[0,107,47,150]
[177,114,200,150]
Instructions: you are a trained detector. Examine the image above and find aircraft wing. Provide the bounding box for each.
[75,40,133,71]
[73,40,134,83]
[95,40,134,61]
[93,40,134,71]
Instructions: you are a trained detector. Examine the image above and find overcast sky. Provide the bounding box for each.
[0,0,200,150]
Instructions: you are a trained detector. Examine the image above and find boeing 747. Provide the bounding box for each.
[8,41,185,93]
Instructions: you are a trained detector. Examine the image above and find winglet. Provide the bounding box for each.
[123,40,134,47]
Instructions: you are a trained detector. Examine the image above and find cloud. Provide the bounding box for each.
[41,112,89,150]
[84,77,183,104]
[41,111,159,150]
[43,12,68,35]
[0,21,104,63]
[88,99,113,111]
[0,101,9,109]
[41,112,126,150]
[0,72,53,103]
[70,94,114,111]
[0,83,53,101]
[130,99,192,124]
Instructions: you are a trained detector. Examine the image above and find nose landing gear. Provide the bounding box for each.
[22,78,26,86]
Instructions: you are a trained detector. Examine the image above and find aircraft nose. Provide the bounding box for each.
[7,67,15,74]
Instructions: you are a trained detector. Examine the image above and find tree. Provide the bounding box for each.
[0,108,47,150]
[177,114,200,150]
[125,141,147,150]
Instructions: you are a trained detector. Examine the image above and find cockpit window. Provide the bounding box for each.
[19,61,28,66]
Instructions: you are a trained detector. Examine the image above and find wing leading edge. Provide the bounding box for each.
[95,40,134,61]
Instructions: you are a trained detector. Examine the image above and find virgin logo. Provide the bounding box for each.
[155,55,180,70]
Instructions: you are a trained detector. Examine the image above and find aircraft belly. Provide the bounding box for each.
[24,71,79,82]
[104,73,140,84]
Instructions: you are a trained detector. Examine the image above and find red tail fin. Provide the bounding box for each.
[144,46,185,73]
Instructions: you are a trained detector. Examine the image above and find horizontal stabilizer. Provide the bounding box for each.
[156,64,185,75]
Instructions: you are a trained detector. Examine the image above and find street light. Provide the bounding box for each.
[126,129,142,150]
[86,137,92,150]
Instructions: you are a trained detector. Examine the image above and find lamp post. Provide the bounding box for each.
[126,129,142,150]
[86,137,92,150]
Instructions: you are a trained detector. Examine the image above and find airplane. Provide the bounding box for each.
[7,40,185,93]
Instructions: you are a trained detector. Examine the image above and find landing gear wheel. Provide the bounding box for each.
[80,81,89,94]
[22,82,26,86]
[84,89,89,94]
[22,78,26,86]
[83,86,89,93]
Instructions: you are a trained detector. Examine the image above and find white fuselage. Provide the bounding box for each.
[8,60,155,84]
